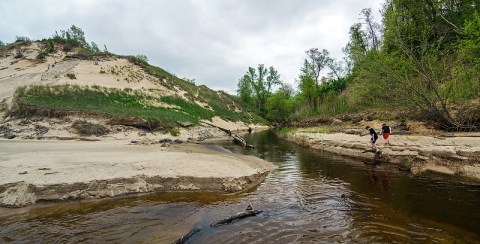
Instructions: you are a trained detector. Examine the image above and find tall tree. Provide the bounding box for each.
[304,48,332,88]
[237,64,281,116]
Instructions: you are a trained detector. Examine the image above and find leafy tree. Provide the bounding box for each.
[237,75,254,106]
[304,48,332,87]
[90,41,100,53]
[297,60,318,111]
[135,54,149,63]
[360,8,381,50]
[237,64,281,116]
[265,84,294,125]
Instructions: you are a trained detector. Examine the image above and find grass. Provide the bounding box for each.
[15,85,201,128]
[14,84,266,130]
[278,127,296,137]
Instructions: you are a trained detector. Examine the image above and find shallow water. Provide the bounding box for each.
[1,130,479,243]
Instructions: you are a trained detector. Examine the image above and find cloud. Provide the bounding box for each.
[0,0,385,93]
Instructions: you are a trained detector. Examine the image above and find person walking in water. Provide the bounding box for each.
[366,126,379,152]
[381,123,391,145]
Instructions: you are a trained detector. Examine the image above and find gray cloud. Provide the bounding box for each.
[1,0,384,93]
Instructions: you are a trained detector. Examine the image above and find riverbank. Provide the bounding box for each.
[0,139,273,207]
[284,129,480,181]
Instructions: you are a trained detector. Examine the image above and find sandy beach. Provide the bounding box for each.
[0,139,273,207]
[285,130,480,181]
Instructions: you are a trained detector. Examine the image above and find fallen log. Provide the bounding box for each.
[174,227,201,244]
[232,133,254,148]
[174,205,262,243]
[210,209,263,227]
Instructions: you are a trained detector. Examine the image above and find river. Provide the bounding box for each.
[1,130,479,243]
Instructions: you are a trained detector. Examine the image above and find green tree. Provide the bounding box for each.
[304,48,332,87]
[297,60,318,111]
[265,84,294,125]
[237,64,281,116]
[237,75,254,106]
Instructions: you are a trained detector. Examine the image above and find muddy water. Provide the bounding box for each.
[1,130,479,243]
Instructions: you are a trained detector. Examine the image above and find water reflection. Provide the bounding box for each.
[0,130,479,243]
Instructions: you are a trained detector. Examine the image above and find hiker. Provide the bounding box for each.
[380,123,391,145]
[366,126,379,152]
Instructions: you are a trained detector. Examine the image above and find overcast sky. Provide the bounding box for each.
[1,0,384,94]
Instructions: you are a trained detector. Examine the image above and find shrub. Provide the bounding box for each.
[167,127,180,136]
[36,51,47,60]
[14,49,23,59]
[66,73,76,79]
[72,120,109,136]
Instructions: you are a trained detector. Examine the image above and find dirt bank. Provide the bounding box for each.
[0,140,273,207]
[284,130,480,181]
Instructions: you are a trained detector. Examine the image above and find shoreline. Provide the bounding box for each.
[0,139,273,208]
[284,131,480,181]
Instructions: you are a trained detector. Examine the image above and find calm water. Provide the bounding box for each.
[1,130,479,243]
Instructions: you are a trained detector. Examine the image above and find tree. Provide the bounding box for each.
[297,60,318,111]
[135,54,149,63]
[344,23,368,65]
[237,64,281,116]
[304,48,332,87]
[67,25,87,47]
[360,8,381,50]
[265,84,294,125]
[237,75,254,106]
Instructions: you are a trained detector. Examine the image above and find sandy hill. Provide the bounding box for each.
[0,41,265,141]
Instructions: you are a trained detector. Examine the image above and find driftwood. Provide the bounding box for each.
[210,209,262,227]
[173,205,262,244]
[174,227,201,244]
[201,121,254,148]
[232,134,254,148]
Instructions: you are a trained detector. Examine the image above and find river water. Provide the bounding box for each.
[1,130,479,243]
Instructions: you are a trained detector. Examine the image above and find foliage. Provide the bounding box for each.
[135,54,148,63]
[237,64,282,116]
[265,85,294,125]
[290,1,480,131]
[71,120,109,136]
[14,85,200,128]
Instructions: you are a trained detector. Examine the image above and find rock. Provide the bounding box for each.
[138,131,147,136]
[345,129,364,135]
[35,126,49,136]
[177,121,193,127]
[174,139,183,144]
[159,138,173,143]
[3,131,16,139]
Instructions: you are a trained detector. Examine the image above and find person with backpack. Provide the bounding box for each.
[381,123,391,145]
[366,126,379,152]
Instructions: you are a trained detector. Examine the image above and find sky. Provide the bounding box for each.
[0,0,384,94]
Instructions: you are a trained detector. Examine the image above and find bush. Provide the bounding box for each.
[72,120,109,136]
[36,51,47,60]
[66,73,76,79]
[14,49,23,59]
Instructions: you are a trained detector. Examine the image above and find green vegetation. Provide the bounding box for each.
[71,120,109,136]
[14,85,199,128]
[13,84,263,130]
[237,1,480,131]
